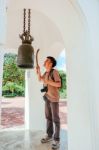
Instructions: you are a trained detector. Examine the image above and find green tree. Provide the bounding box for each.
[2,53,25,97]
[58,70,67,98]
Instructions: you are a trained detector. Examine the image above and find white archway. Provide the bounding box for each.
[0,0,99,150]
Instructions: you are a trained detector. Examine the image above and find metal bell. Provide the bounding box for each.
[17,30,34,69]
[17,9,35,69]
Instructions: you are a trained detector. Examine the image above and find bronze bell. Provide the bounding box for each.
[17,30,34,69]
[17,9,35,69]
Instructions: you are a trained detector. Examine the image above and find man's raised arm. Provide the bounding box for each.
[36,65,43,81]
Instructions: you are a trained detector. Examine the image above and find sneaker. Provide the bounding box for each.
[52,140,60,149]
[41,135,53,143]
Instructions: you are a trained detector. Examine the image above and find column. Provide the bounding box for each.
[0,0,6,45]
[25,70,45,130]
[0,50,4,127]
[0,0,6,127]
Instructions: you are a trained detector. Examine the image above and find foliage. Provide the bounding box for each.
[58,70,67,99]
[2,53,67,99]
[2,53,25,97]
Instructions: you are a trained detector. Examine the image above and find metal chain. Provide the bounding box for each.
[23,8,26,33]
[28,9,31,34]
[23,9,31,34]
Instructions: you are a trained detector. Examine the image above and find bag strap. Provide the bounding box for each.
[44,69,54,81]
[48,69,55,81]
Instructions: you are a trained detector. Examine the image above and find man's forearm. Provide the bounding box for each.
[46,80,61,88]
[37,72,42,81]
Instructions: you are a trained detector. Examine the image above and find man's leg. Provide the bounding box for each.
[41,99,53,143]
[45,100,53,137]
[51,102,60,141]
[51,102,60,149]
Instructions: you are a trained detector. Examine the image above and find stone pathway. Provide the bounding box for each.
[1,97,67,129]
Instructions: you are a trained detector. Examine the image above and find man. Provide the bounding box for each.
[36,56,61,149]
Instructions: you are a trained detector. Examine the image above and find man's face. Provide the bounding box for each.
[44,58,53,69]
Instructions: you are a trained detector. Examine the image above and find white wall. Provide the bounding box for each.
[77,0,99,149]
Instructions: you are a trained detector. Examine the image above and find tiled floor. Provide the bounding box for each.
[1,97,25,128]
[0,129,67,150]
[0,97,67,150]
[1,97,67,130]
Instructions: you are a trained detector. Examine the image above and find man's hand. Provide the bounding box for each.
[36,65,42,81]
[41,77,48,84]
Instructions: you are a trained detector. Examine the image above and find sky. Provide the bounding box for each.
[56,49,66,72]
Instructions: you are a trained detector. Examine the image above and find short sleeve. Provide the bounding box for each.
[53,69,61,82]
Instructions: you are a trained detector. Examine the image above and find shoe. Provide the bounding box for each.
[52,140,60,149]
[41,135,53,143]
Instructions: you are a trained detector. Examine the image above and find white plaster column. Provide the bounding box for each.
[0,0,6,45]
[0,50,4,126]
[77,1,99,150]
[0,0,6,127]
[66,43,92,150]
[25,69,45,131]
[55,4,94,149]
[67,1,99,150]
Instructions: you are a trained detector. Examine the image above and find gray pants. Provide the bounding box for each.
[44,96,60,141]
